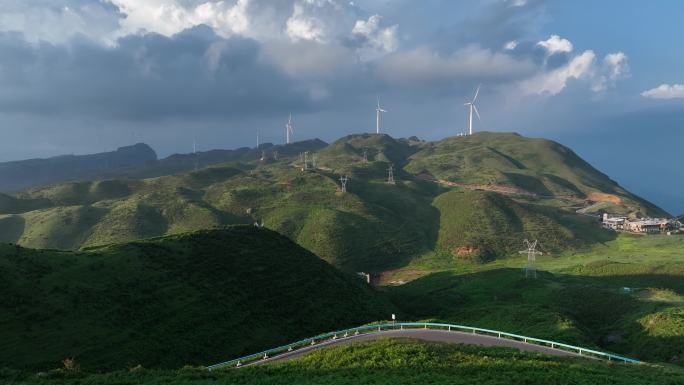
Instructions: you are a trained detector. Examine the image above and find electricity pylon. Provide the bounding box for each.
[339,175,349,193]
[519,239,542,279]
[387,163,395,184]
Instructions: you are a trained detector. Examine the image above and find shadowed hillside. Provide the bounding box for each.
[0,226,394,371]
[0,144,157,193]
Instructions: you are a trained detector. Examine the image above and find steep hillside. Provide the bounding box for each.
[0,226,394,371]
[406,132,667,217]
[431,190,612,262]
[0,144,157,193]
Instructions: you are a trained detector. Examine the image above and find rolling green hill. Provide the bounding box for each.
[0,132,667,271]
[3,339,683,385]
[388,233,684,365]
[406,132,667,217]
[0,226,394,371]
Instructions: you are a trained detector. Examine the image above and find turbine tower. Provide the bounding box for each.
[285,113,294,144]
[376,97,387,134]
[193,136,198,171]
[464,85,481,135]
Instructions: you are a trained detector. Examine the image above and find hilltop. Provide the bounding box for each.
[0,226,394,371]
[0,132,669,270]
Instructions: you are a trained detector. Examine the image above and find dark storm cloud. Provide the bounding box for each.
[0,25,314,121]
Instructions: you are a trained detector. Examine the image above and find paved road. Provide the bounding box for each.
[241,328,583,367]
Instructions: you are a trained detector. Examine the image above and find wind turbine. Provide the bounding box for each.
[464,85,481,135]
[285,113,294,144]
[376,97,387,134]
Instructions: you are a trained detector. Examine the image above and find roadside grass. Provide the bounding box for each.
[2,339,682,385]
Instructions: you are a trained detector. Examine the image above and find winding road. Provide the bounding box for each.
[240,328,584,367]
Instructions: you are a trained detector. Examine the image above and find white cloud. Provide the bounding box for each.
[592,51,629,92]
[521,49,629,95]
[351,14,398,60]
[111,0,290,40]
[0,0,122,44]
[521,50,595,95]
[503,40,518,50]
[536,34,573,56]
[641,84,684,99]
[604,52,628,80]
[286,1,330,42]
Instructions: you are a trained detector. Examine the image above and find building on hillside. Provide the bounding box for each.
[602,214,627,230]
[602,214,682,234]
[623,219,664,233]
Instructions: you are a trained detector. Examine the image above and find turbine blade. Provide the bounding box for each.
[473,105,481,121]
[473,84,481,102]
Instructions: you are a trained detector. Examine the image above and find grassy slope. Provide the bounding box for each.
[428,189,614,263]
[0,132,665,270]
[405,132,668,217]
[388,234,684,364]
[0,226,394,371]
[3,339,683,385]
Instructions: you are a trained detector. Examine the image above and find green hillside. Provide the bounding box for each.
[430,189,612,263]
[0,132,667,270]
[388,234,684,364]
[406,132,667,217]
[3,339,683,385]
[0,226,394,371]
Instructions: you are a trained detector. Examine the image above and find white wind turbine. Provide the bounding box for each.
[376,97,387,134]
[285,113,294,144]
[464,85,481,135]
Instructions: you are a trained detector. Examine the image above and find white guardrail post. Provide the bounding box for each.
[205,322,641,370]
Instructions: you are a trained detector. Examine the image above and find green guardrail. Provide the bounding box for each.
[206,322,641,370]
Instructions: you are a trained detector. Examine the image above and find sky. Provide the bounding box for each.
[0,0,682,214]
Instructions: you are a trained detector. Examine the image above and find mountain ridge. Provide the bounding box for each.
[0,132,670,270]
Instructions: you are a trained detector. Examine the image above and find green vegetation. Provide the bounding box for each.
[1,132,657,270]
[388,234,684,365]
[404,132,666,217]
[3,339,683,385]
[427,189,613,263]
[0,226,394,371]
